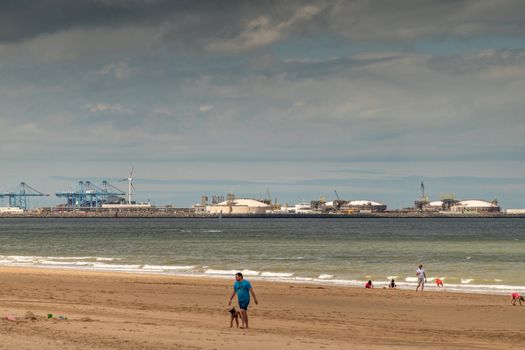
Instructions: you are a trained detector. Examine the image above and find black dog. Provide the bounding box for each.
[229,307,240,328]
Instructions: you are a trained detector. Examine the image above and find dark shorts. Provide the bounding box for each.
[238,299,250,310]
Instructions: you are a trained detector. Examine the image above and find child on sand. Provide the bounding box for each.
[365,280,374,288]
[388,279,397,288]
[511,292,524,306]
[435,278,444,288]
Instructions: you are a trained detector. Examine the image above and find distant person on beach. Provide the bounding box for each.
[388,279,397,288]
[228,272,258,329]
[435,278,444,288]
[365,280,374,288]
[511,292,524,306]
[416,265,427,292]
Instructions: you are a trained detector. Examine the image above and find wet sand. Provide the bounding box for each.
[0,267,522,349]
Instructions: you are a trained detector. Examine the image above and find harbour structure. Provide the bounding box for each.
[414,181,430,210]
[205,198,269,214]
[341,200,387,213]
[417,194,459,212]
[413,183,460,212]
[101,202,153,210]
[193,195,228,213]
[422,200,445,212]
[104,168,152,210]
[0,206,24,214]
[411,181,500,213]
[0,182,48,210]
[299,197,387,214]
[55,180,126,210]
[277,200,322,214]
[281,201,317,214]
[294,201,316,213]
[201,193,270,214]
[449,199,500,213]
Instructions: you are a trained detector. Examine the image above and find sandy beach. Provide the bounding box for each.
[0,267,522,350]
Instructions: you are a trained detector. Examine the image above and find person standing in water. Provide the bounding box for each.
[416,264,427,292]
[228,272,258,329]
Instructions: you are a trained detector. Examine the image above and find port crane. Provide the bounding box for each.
[55,180,125,210]
[0,182,49,210]
[265,188,278,209]
[266,188,272,205]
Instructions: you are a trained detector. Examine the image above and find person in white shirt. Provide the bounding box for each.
[416,264,427,292]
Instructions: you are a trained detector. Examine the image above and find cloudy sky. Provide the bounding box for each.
[1,0,525,209]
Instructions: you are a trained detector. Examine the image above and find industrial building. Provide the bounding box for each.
[342,200,387,213]
[206,198,269,214]
[310,198,387,213]
[506,209,525,214]
[449,200,500,213]
[412,182,501,214]
[423,200,444,211]
[0,207,24,214]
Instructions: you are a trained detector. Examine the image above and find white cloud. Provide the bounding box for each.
[97,60,132,80]
[198,105,214,113]
[206,5,322,53]
[152,107,175,116]
[85,103,129,114]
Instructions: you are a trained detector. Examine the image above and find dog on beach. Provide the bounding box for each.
[229,307,241,328]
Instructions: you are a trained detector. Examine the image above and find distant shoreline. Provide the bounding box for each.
[1,212,525,219]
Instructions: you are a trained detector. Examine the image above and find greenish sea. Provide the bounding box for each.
[0,217,523,294]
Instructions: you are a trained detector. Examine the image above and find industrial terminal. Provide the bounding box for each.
[0,176,523,217]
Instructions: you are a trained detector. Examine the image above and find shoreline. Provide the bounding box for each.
[0,266,523,349]
[2,213,525,218]
[1,265,523,297]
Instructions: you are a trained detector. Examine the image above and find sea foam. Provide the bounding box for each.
[261,272,293,277]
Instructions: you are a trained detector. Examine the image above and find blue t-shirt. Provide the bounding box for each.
[234,279,252,302]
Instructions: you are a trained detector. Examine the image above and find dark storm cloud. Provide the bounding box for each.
[2,1,525,52]
[0,0,157,42]
[0,0,315,46]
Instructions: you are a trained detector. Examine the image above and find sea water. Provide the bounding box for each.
[0,217,523,294]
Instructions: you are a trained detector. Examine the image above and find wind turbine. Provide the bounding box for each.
[120,167,135,204]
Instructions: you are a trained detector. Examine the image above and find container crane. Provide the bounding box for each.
[0,182,49,210]
[55,180,125,210]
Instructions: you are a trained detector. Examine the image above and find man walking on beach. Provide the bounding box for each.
[416,264,427,292]
[228,272,258,329]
